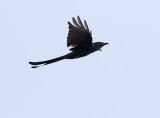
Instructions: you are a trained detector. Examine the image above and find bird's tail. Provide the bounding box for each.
[29,55,66,68]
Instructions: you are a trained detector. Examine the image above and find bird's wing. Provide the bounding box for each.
[67,16,92,47]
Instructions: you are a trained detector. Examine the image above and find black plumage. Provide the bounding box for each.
[29,16,108,68]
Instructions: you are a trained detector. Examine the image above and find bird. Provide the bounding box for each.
[29,16,108,68]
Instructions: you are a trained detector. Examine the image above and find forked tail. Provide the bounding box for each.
[29,55,66,68]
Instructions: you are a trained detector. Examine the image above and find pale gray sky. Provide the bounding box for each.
[0,0,160,118]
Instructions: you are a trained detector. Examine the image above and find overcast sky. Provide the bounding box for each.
[0,0,160,118]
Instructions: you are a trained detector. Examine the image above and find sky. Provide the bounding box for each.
[0,0,160,118]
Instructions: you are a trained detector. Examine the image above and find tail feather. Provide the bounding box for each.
[29,55,66,68]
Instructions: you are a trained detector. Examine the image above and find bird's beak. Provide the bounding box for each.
[104,42,109,45]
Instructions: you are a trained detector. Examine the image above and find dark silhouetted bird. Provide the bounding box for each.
[29,16,108,68]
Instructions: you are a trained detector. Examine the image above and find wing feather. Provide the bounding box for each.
[77,16,85,29]
[72,17,85,32]
[84,20,89,31]
[67,16,92,48]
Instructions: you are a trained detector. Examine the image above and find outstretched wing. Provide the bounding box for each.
[67,16,92,49]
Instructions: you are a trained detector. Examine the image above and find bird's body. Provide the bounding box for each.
[29,16,108,68]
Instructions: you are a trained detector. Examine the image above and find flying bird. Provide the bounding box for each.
[29,16,108,68]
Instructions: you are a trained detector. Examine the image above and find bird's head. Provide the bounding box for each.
[93,42,108,51]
